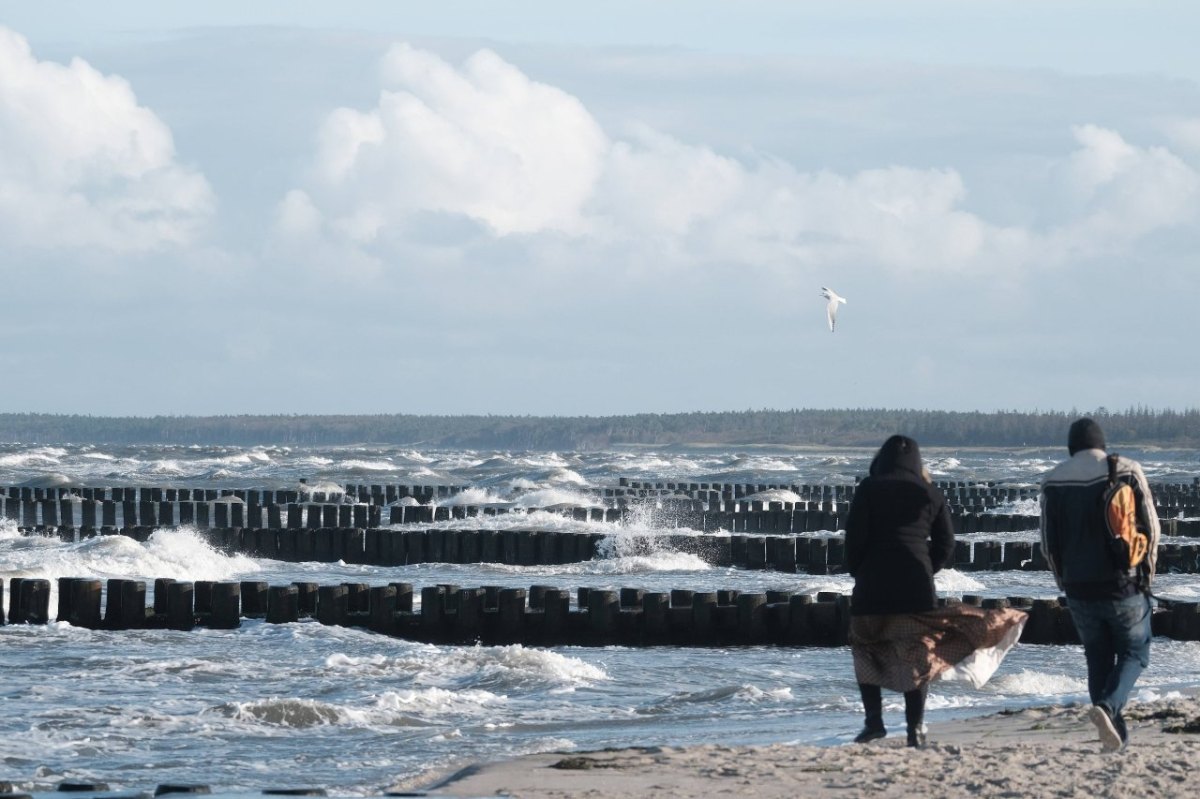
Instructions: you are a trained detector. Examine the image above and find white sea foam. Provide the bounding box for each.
[147,460,188,476]
[372,644,609,691]
[737,457,797,473]
[370,687,507,717]
[214,453,255,466]
[506,737,578,757]
[339,459,397,473]
[216,687,506,731]
[795,574,857,594]
[221,698,347,728]
[935,570,988,593]
[437,487,507,507]
[302,480,345,496]
[917,692,997,711]
[619,455,678,472]
[294,455,335,467]
[926,457,962,475]
[551,468,588,485]
[0,527,259,586]
[987,498,1041,516]
[0,519,21,540]
[0,448,68,468]
[744,489,803,504]
[1133,688,1188,703]
[579,550,712,574]
[736,685,794,702]
[649,684,793,711]
[122,656,256,681]
[141,528,261,580]
[512,488,603,509]
[987,669,1087,696]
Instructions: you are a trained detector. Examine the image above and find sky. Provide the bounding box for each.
[1,1,1198,418]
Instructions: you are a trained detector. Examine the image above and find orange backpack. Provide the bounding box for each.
[1104,454,1150,577]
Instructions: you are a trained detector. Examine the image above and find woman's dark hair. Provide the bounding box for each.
[868,434,923,477]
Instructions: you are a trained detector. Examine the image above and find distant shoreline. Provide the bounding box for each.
[2,407,1198,449]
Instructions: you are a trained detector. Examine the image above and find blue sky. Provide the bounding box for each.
[1,2,1198,417]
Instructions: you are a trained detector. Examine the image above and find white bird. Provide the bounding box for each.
[820,287,847,332]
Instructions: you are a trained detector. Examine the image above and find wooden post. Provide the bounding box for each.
[267,585,300,624]
[167,582,195,631]
[241,581,269,618]
[316,585,349,626]
[209,582,241,629]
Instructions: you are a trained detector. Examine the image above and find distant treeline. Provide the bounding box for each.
[2,408,1199,449]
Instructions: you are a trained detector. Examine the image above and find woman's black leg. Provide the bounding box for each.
[904,685,927,747]
[854,683,886,742]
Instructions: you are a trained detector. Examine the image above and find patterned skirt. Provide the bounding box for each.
[849,605,1028,693]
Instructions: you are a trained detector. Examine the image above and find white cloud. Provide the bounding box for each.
[0,26,214,254]
[275,189,323,238]
[1163,117,1200,155]
[280,44,1198,281]
[1044,124,1200,259]
[305,43,608,240]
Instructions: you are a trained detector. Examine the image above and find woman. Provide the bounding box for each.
[845,435,1026,747]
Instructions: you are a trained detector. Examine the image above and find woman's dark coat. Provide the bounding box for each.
[844,436,956,616]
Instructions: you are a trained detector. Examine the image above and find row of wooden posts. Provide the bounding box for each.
[5,478,1200,529]
[5,576,1200,646]
[14,523,1200,574]
[7,494,1200,539]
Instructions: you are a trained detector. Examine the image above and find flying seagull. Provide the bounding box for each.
[821,287,847,332]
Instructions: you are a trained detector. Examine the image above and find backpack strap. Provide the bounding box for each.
[1106,452,1120,486]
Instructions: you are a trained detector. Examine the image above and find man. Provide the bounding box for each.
[1040,417,1159,751]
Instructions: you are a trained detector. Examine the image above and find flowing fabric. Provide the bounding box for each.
[849,605,1028,693]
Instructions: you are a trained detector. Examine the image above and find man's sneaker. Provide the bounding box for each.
[853,724,886,743]
[1088,704,1122,752]
[1113,711,1129,751]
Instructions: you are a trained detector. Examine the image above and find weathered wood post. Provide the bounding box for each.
[316,585,349,626]
[267,585,300,624]
[498,588,527,641]
[167,582,195,631]
[209,582,241,629]
[241,581,269,618]
[737,592,767,642]
[588,589,619,643]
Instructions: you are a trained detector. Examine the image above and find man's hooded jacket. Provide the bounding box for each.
[1040,421,1160,600]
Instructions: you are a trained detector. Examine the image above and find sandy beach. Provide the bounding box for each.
[403,695,1200,798]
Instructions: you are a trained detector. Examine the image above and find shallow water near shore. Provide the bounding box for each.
[1,443,1199,794]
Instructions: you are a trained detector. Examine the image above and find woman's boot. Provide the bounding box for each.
[904,686,927,747]
[854,683,886,742]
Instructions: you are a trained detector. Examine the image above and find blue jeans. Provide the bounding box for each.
[1067,593,1152,719]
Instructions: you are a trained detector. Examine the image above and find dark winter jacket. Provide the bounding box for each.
[1040,448,1160,600]
[844,436,956,616]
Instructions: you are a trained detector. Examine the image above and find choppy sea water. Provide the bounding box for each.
[1,443,1199,794]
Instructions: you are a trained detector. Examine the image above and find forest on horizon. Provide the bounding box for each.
[2,407,1199,450]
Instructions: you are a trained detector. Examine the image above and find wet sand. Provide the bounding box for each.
[401,696,1200,798]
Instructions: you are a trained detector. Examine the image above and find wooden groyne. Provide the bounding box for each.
[6,480,1200,575]
[5,576,1200,647]
[10,523,1200,575]
[5,481,1200,535]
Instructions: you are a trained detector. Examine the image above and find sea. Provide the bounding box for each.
[2,442,1199,794]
